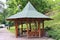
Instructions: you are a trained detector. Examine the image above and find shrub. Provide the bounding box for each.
[45,27,53,31]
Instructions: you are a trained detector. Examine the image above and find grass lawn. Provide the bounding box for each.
[9,26,15,33]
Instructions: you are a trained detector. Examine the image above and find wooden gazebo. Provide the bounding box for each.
[7,2,52,38]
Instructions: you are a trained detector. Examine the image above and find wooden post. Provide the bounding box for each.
[21,23,23,36]
[42,21,44,37]
[38,21,40,37]
[14,20,18,38]
[34,21,37,30]
[26,21,29,38]
[29,22,31,31]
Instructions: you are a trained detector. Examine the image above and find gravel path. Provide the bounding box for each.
[0,28,54,40]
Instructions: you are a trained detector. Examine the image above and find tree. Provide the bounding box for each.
[0,1,5,24]
[7,0,52,14]
[0,1,11,24]
[0,1,4,13]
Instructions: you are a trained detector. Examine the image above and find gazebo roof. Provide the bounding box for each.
[7,2,52,20]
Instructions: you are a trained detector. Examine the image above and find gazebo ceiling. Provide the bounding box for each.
[7,2,52,20]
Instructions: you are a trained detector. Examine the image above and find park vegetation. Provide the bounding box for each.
[0,0,60,40]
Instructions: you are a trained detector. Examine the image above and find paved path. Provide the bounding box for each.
[0,28,54,40]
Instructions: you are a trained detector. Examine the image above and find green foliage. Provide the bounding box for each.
[7,0,52,14]
[45,27,52,31]
[21,0,52,13]
[45,1,60,39]
[45,12,60,40]
[8,26,15,33]
[47,24,60,40]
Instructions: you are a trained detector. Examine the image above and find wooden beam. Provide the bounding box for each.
[14,21,18,38]
[38,21,41,37]
[42,21,44,37]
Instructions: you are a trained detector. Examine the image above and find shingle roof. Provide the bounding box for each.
[7,2,51,19]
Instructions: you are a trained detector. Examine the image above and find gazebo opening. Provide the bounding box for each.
[15,20,45,38]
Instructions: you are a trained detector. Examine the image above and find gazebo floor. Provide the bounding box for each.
[20,37,54,40]
[0,28,54,40]
[14,34,54,40]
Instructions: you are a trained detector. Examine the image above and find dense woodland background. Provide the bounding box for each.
[0,0,60,40]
